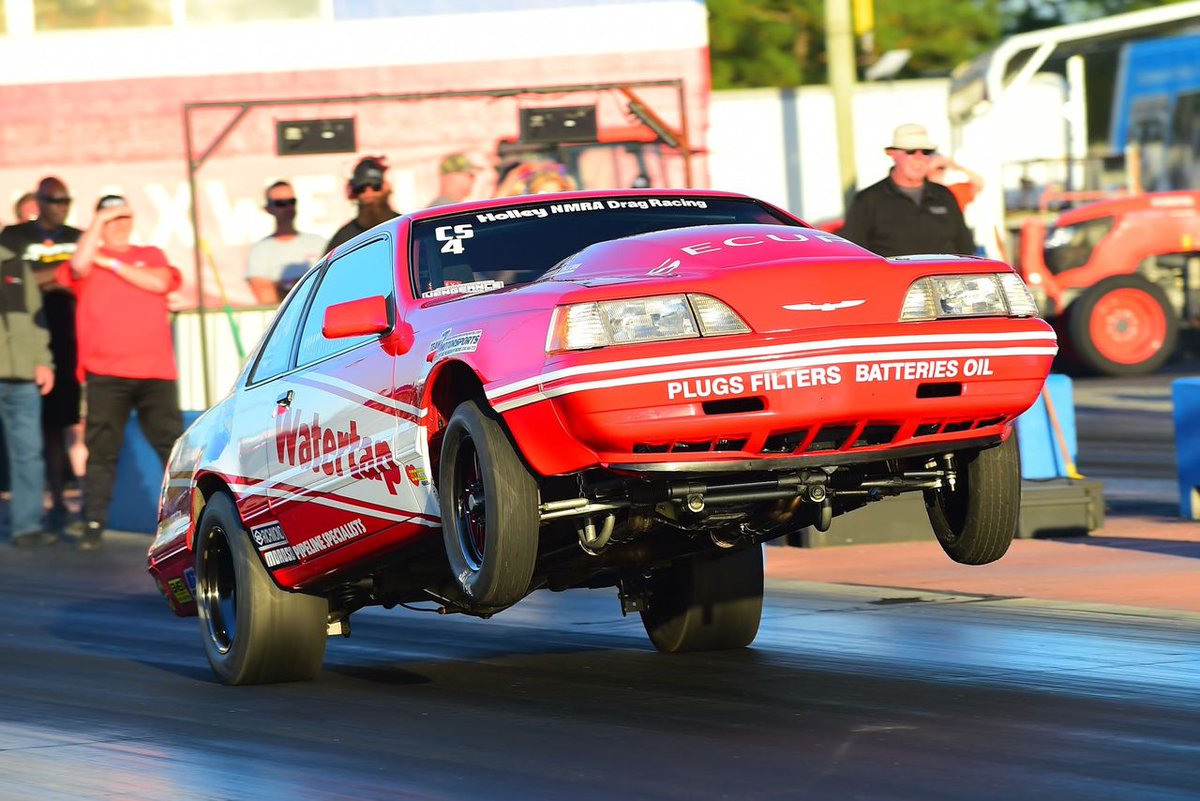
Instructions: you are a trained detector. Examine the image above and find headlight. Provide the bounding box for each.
[997,272,1039,316]
[900,273,1040,321]
[549,294,749,351]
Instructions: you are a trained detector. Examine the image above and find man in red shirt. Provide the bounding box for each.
[59,195,183,550]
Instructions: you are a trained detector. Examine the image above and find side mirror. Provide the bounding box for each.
[322,295,391,339]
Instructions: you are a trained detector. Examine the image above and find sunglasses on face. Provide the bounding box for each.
[268,198,297,209]
[352,181,383,194]
[39,195,72,205]
[896,148,936,156]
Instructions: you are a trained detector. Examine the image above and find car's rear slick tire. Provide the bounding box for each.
[923,434,1020,565]
[640,545,764,653]
[439,399,540,613]
[194,492,328,685]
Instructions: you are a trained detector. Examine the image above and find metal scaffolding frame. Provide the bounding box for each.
[182,78,692,405]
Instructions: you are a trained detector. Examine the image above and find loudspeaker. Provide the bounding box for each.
[275,118,357,156]
[519,105,597,144]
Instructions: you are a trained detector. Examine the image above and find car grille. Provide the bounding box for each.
[631,415,1009,458]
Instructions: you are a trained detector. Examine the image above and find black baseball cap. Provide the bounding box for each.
[350,157,386,190]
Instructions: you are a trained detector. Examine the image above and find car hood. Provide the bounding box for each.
[537,224,995,332]
[542,224,874,285]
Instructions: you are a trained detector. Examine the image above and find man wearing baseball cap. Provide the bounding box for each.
[59,194,183,550]
[427,152,481,208]
[840,122,974,257]
[326,155,400,252]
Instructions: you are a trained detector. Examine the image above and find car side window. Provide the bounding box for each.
[248,267,320,384]
[296,237,394,367]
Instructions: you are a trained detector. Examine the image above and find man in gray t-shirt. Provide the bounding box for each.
[246,181,326,305]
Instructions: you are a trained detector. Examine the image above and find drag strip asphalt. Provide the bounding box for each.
[1,534,1198,801]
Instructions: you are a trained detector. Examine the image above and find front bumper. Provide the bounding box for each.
[491,320,1057,476]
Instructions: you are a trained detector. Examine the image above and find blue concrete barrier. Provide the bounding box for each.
[108,410,203,534]
[1172,377,1200,520]
[1015,373,1077,480]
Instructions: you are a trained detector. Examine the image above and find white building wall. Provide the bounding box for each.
[709,76,1070,256]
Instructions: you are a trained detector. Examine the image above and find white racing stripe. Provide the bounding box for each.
[300,373,423,417]
[231,481,440,526]
[486,330,1058,402]
[492,344,1059,412]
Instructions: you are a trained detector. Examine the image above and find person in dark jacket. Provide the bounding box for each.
[0,176,85,533]
[326,156,400,252]
[0,241,57,547]
[840,123,975,257]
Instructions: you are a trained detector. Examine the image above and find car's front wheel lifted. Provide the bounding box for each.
[439,399,540,612]
[923,434,1021,565]
[194,492,328,685]
[640,545,764,653]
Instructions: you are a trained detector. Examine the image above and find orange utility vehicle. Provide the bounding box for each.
[1017,189,1200,375]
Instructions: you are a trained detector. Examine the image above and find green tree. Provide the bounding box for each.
[708,0,999,88]
[707,0,1191,89]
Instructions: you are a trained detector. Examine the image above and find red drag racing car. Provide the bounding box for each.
[148,189,1056,684]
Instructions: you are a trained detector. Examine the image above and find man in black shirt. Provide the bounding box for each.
[0,177,84,532]
[326,156,400,253]
[840,123,975,257]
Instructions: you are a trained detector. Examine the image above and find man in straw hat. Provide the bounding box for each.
[840,122,974,257]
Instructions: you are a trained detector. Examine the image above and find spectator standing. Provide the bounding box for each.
[326,156,399,252]
[0,239,58,547]
[13,192,39,224]
[929,154,986,213]
[246,181,325,305]
[60,195,183,550]
[840,123,975,257]
[428,153,481,207]
[0,177,85,532]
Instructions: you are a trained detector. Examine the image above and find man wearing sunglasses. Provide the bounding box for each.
[245,181,325,305]
[325,155,399,253]
[840,123,975,258]
[0,176,86,536]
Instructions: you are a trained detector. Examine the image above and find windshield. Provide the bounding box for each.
[410,195,796,297]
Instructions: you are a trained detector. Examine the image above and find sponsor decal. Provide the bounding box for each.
[668,367,841,400]
[167,577,194,605]
[421,280,504,299]
[681,229,843,256]
[545,258,583,278]
[856,357,993,381]
[293,517,368,559]
[275,410,407,496]
[405,463,428,486]
[429,328,483,360]
[250,521,299,569]
[183,567,196,593]
[435,222,475,254]
[251,522,287,548]
[474,197,709,225]
[477,207,549,222]
[665,357,994,400]
[647,258,680,276]
[783,300,865,312]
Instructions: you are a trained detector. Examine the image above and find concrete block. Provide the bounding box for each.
[1172,377,1200,520]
